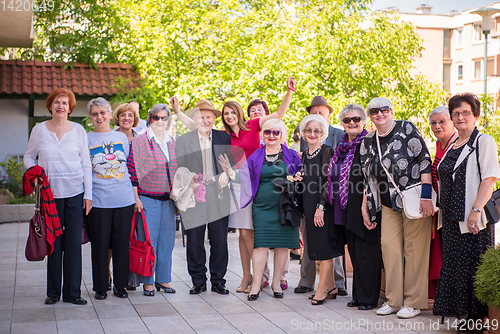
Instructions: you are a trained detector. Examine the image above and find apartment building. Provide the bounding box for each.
[389,3,500,98]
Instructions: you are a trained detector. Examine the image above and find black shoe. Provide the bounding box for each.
[311,297,326,305]
[211,283,229,295]
[294,285,313,293]
[347,300,360,307]
[113,286,128,298]
[189,284,207,295]
[337,288,348,296]
[290,252,301,260]
[95,292,107,300]
[143,286,155,297]
[247,292,259,301]
[155,283,176,293]
[358,304,377,311]
[126,285,137,291]
[44,297,59,305]
[272,290,284,299]
[63,297,87,305]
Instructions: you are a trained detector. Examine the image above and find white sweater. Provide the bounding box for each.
[24,122,92,200]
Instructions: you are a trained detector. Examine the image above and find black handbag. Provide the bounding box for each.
[476,135,500,224]
[273,177,303,227]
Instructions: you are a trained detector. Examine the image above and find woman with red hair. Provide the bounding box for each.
[24,88,92,305]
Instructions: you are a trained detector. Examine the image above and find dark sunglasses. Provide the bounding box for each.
[263,129,281,136]
[369,106,391,115]
[151,115,169,121]
[342,116,361,124]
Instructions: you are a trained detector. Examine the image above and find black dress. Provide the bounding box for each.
[433,144,492,318]
[302,145,341,260]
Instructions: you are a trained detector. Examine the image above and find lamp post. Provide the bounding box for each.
[471,7,500,96]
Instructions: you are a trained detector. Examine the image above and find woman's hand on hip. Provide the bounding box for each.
[83,199,92,215]
[314,208,324,227]
[419,199,434,217]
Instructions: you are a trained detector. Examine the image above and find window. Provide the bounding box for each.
[444,29,451,58]
[491,18,496,35]
[487,58,495,77]
[443,64,451,91]
[457,63,463,81]
[473,59,482,80]
[474,23,483,42]
[456,28,463,48]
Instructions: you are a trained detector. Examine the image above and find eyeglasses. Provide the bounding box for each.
[263,129,281,136]
[304,129,323,135]
[151,115,169,121]
[343,116,361,124]
[451,110,471,118]
[430,119,449,127]
[369,106,391,116]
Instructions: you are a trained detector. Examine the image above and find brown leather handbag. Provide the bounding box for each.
[25,183,47,261]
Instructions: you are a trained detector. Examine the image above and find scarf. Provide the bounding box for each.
[327,129,367,207]
[22,165,62,255]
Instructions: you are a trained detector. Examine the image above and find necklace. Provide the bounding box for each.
[454,136,470,148]
[378,121,395,137]
[265,149,281,163]
[307,146,322,159]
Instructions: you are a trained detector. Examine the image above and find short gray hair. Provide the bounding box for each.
[87,97,112,115]
[428,106,449,122]
[366,97,394,115]
[338,104,368,125]
[146,103,172,128]
[261,119,287,144]
[299,115,329,141]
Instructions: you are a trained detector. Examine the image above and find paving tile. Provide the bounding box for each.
[207,300,255,314]
[183,313,235,332]
[11,320,57,334]
[133,302,179,317]
[12,306,55,323]
[100,317,150,334]
[94,303,139,320]
[170,300,220,317]
[55,305,98,321]
[223,312,285,334]
[142,315,195,333]
[57,319,104,334]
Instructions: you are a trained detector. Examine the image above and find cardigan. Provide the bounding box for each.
[437,128,500,233]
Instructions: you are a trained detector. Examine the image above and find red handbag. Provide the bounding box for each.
[25,183,47,261]
[129,211,155,276]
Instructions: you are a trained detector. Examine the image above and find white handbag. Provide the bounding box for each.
[376,132,436,219]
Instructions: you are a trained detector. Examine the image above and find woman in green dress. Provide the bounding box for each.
[219,119,301,301]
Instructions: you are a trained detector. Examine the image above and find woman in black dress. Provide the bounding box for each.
[433,93,500,326]
[296,115,337,305]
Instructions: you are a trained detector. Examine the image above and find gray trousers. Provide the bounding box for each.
[298,217,345,289]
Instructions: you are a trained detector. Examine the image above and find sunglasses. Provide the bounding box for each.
[342,116,361,124]
[263,129,281,136]
[151,115,169,121]
[369,106,391,115]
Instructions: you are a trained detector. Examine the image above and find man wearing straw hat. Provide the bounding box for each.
[294,96,348,297]
[175,99,234,295]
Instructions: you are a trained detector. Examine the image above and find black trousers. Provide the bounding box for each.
[86,205,134,293]
[184,184,229,285]
[47,193,84,300]
[346,229,382,306]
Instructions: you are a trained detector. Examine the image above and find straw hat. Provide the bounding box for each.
[306,96,333,114]
[185,100,221,118]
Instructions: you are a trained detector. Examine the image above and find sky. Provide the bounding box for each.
[369,0,497,15]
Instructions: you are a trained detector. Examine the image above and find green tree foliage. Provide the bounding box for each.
[11,0,447,137]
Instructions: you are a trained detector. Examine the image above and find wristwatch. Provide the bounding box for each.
[472,206,482,213]
[316,203,325,211]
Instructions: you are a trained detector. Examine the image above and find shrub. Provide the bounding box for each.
[474,244,500,309]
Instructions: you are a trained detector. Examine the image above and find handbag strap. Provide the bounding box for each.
[129,211,152,245]
[475,134,483,182]
[35,183,42,214]
[375,132,404,198]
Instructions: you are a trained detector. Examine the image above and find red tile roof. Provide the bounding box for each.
[0,60,142,96]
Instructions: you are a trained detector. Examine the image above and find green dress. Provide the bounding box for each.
[252,158,300,249]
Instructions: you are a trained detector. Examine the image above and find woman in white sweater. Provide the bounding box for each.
[24,88,92,305]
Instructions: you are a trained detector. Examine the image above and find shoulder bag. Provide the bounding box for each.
[129,211,155,276]
[25,183,47,261]
[376,132,436,219]
[475,135,500,224]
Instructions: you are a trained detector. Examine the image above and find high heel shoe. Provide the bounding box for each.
[236,276,253,293]
[311,296,327,305]
[272,289,284,299]
[326,288,337,299]
[155,283,176,293]
[143,285,155,296]
[247,291,260,301]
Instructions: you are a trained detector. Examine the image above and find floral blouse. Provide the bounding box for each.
[359,120,432,221]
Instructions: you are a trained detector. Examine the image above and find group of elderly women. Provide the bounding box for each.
[24,88,179,303]
[24,86,498,328]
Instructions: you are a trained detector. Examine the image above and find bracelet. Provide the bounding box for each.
[421,183,432,199]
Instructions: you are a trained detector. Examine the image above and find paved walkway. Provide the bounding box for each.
[1,221,483,333]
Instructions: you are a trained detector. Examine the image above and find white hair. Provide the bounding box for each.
[87,97,112,115]
[299,115,329,141]
[337,103,368,125]
[261,119,288,144]
[428,106,449,122]
[366,97,394,115]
